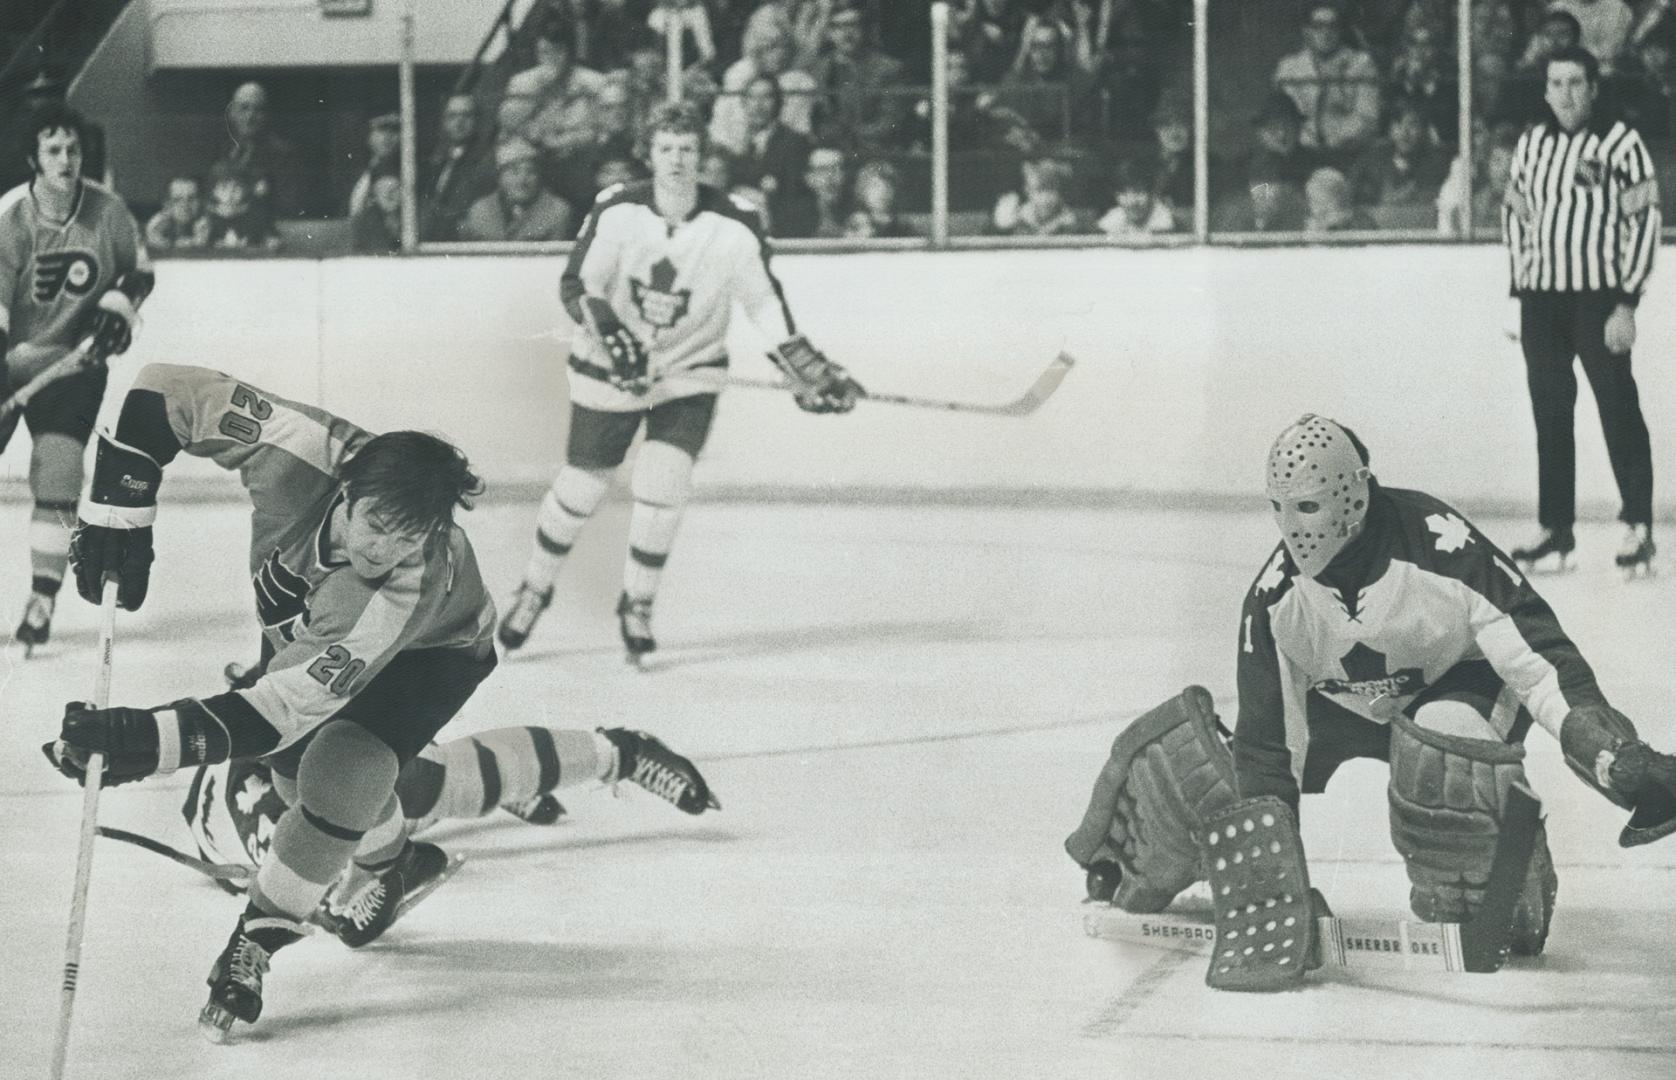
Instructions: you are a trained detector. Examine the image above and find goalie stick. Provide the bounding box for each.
[1084,784,1541,976]
[731,351,1076,417]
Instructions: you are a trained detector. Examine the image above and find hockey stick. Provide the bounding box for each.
[48,577,119,1080]
[1,335,101,425]
[730,351,1077,417]
[1084,784,1542,977]
[94,826,253,885]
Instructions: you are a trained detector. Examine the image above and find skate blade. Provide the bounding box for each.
[392,853,466,922]
[198,1002,236,1044]
[1517,557,1576,576]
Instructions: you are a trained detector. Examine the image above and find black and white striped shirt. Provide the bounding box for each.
[1502,115,1660,298]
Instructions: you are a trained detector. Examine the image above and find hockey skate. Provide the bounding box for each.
[198,908,308,1043]
[1615,524,1656,579]
[497,582,553,651]
[501,792,567,825]
[1509,527,1575,575]
[602,727,720,814]
[15,591,53,656]
[315,840,462,948]
[616,592,655,664]
[316,840,462,948]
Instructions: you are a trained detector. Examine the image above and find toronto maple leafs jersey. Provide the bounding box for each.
[0,179,149,378]
[182,757,284,891]
[561,181,793,410]
[1234,484,1606,806]
[118,364,496,749]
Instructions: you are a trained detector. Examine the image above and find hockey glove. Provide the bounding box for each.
[70,434,162,610]
[582,296,649,395]
[769,334,864,414]
[86,269,155,359]
[43,698,238,787]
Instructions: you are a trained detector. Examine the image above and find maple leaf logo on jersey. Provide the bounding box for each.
[234,771,273,816]
[1426,513,1472,554]
[1313,642,1425,709]
[629,257,691,330]
[32,250,99,303]
[1254,547,1288,597]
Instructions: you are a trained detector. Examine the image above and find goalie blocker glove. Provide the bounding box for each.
[770,334,864,414]
[582,296,650,394]
[87,268,156,359]
[43,694,283,788]
[70,432,163,610]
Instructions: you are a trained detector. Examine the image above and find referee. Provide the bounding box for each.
[1503,44,1659,574]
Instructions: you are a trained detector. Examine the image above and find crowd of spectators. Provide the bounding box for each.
[119,0,1676,251]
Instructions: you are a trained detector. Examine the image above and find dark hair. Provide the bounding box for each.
[646,100,707,140]
[1335,421,1371,467]
[1546,44,1600,84]
[534,14,577,52]
[340,431,483,537]
[1543,10,1583,41]
[24,102,85,168]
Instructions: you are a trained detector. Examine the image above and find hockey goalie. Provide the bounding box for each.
[1068,415,1676,991]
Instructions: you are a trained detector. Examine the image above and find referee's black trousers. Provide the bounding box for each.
[1518,290,1654,528]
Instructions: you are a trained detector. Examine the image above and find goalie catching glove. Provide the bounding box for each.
[582,296,650,395]
[43,694,282,788]
[69,432,163,611]
[769,334,864,414]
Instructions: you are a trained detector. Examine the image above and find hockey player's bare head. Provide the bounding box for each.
[338,432,483,578]
[1265,414,1372,578]
[645,101,705,190]
[25,103,84,196]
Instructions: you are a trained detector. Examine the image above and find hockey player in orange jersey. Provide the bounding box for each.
[43,363,717,1041]
[0,103,153,652]
[498,100,864,661]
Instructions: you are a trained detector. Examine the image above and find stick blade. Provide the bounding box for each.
[1459,782,1542,973]
[996,351,1076,416]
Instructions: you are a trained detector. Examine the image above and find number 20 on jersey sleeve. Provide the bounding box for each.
[219,384,273,444]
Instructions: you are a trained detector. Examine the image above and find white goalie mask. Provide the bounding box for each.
[1265,414,1371,578]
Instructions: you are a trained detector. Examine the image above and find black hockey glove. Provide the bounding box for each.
[70,434,163,610]
[86,269,155,359]
[44,704,168,787]
[770,334,864,414]
[43,698,237,787]
[70,523,153,611]
[582,297,649,395]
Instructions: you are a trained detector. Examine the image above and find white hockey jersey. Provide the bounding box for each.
[1234,485,1608,807]
[561,181,793,410]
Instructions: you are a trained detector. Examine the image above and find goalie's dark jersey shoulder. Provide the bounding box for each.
[1374,485,1510,586]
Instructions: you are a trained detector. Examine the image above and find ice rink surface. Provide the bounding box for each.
[1,494,1672,1080]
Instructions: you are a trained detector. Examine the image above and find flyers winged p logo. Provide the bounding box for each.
[32,249,100,303]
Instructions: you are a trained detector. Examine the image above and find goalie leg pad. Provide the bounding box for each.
[1388,710,1548,927]
[1063,686,1238,913]
[1201,796,1319,991]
